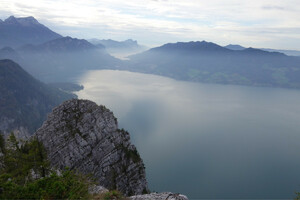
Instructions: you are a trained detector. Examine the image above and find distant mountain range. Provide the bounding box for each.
[1,15,300,89]
[0,20,120,83]
[129,41,300,89]
[225,44,300,56]
[0,59,75,137]
[16,36,120,82]
[89,39,140,49]
[0,16,62,48]
[89,39,147,59]
[19,36,101,53]
[0,47,19,61]
[0,16,121,82]
[224,44,246,51]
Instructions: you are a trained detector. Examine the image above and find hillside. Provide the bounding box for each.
[129,41,300,89]
[0,47,19,61]
[0,59,75,136]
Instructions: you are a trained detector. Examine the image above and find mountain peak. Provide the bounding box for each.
[3,15,40,26]
[0,15,62,48]
[17,16,40,26]
[42,36,97,52]
[152,40,230,53]
[4,15,18,24]
[124,39,138,45]
[225,44,246,50]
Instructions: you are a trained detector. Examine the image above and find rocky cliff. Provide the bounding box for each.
[35,99,148,196]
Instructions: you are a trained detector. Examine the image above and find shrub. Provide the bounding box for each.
[0,133,92,199]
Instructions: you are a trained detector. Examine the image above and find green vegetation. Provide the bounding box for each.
[0,133,92,199]
[103,190,125,200]
[117,129,142,164]
[124,147,142,163]
[296,192,300,200]
[0,169,91,199]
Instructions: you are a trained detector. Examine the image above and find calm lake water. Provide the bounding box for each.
[76,70,300,199]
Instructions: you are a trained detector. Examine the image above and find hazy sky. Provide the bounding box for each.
[0,0,300,49]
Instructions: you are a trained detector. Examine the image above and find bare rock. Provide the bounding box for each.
[89,184,109,195]
[129,192,189,200]
[35,99,148,196]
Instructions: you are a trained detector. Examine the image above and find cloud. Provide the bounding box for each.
[0,0,300,49]
[262,5,285,10]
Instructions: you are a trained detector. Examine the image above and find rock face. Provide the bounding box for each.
[129,192,189,200]
[35,99,148,196]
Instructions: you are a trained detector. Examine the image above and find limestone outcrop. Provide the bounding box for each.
[129,192,189,200]
[35,99,148,196]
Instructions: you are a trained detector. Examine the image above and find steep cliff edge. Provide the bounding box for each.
[34,99,148,196]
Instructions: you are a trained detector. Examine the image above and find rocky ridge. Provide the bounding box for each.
[34,99,148,196]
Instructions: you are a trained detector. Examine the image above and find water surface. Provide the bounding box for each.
[76,70,300,199]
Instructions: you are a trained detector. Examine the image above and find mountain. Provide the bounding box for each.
[90,39,140,49]
[224,44,246,50]
[0,16,62,48]
[261,48,300,57]
[151,41,231,53]
[0,59,75,137]
[0,98,188,198]
[35,99,149,196]
[13,36,121,83]
[19,36,101,53]
[128,41,300,89]
[89,39,147,59]
[225,44,300,56]
[0,47,19,61]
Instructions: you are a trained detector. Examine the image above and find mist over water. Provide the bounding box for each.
[76,70,300,199]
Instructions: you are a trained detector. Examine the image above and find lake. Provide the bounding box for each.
[76,70,300,199]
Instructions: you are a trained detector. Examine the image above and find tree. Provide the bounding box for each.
[296,192,300,200]
[2,134,49,184]
[0,132,5,154]
[0,134,92,199]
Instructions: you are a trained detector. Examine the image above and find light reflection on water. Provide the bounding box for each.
[76,70,300,199]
